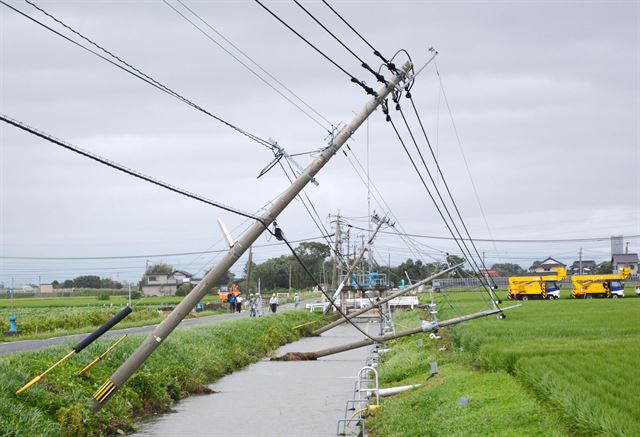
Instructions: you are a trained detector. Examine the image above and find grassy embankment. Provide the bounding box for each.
[0,310,330,436]
[368,291,640,436]
[0,291,314,341]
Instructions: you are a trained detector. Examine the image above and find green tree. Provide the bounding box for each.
[62,279,74,288]
[146,263,174,274]
[51,280,60,288]
[492,263,525,277]
[597,261,613,274]
[73,275,101,289]
[175,283,192,296]
[529,260,543,271]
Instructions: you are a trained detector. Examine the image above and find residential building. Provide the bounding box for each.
[569,260,597,275]
[534,257,566,273]
[141,270,196,296]
[612,253,638,276]
[39,283,54,294]
[479,268,500,278]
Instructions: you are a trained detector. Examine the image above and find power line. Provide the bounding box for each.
[434,61,500,255]
[346,224,639,244]
[320,0,396,72]
[292,0,386,85]
[164,0,331,133]
[394,98,498,289]
[382,104,500,309]
[1,114,264,224]
[0,236,333,261]
[252,0,377,97]
[5,0,275,151]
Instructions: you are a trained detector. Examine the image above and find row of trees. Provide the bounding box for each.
[492,261,613,276]
[139,247,618,295]
[52,276,124,289]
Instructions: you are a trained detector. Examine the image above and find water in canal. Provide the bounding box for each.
[133,322,375,437]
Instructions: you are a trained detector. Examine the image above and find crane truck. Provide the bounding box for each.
[507,268,567,301]
[571,267,631,299]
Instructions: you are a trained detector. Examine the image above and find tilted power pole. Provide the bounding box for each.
[324,217,385,314]
[92,61,413,411]
[313,263,463,336]
[330,212,341,291]
[277,304,521,361]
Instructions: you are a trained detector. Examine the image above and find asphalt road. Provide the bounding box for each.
[0,299,312,356]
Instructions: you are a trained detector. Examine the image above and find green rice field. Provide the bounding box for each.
[369,291,640,436]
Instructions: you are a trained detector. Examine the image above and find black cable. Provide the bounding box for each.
[1,114,266,226]
[0,235,334,261]
[320,0,396,73]
[7,0,274,152]
[405,94,500,288]
[341,224,639,244]
[292,0,386,85]
[164,0,331,133]
[278,232,380,342]
[253,0,378,97]
[382,109,501,313]
[278,160,381,316]
[395,101,499,290]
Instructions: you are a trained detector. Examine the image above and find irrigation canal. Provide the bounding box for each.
[133,322,374,437]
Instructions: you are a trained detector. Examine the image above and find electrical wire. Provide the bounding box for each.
[252,0,377,97]
[292,0,386,85]
[382,106,501,312]
[345,224,639,244]
[5,0,275,152]
[0,236,333,261]
[320,0,396,73]
[0,114,265,225]
[163,0,331,133]
[278,232,380,343]
[394,101,498,289]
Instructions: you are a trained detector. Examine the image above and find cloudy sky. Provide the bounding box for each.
[1,0,639,286]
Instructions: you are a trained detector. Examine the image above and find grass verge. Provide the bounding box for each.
[367,309,568,437]
[0,310,330,436]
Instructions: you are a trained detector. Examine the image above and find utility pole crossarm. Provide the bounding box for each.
[92,61,412,412]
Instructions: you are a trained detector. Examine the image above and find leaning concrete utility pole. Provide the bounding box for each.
[277,304,520,360]
[324,218,385,314]
[92,61,413,411]
[313,263,463,336]
[330,213,341,291]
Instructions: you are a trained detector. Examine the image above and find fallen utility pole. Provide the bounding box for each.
[313,263,462,336]
[92,61,413,411]
[276,304,520,361]
[324,217,385,314]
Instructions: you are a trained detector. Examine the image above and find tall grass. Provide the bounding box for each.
[0,311,328,436]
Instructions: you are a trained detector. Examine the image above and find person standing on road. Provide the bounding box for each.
[236,293,243,313]
[248,293,257,317]
[269,293,278,314]
[228,292,236,313]
[294,292,300,309]
[257,293,264,316]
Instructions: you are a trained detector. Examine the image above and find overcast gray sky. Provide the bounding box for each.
[1,0,639,286]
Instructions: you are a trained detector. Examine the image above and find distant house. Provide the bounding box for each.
[534,257,566,273]
[39,283,54,294]
[569,260,597,275]
[612,253,638,276]
[142,270,196,296]
[479,268,500,278]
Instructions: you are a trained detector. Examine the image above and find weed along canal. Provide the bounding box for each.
[133,323,375,437]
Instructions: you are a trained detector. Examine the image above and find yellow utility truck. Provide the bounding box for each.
[507,268,567,301]
[571,267,631,299]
